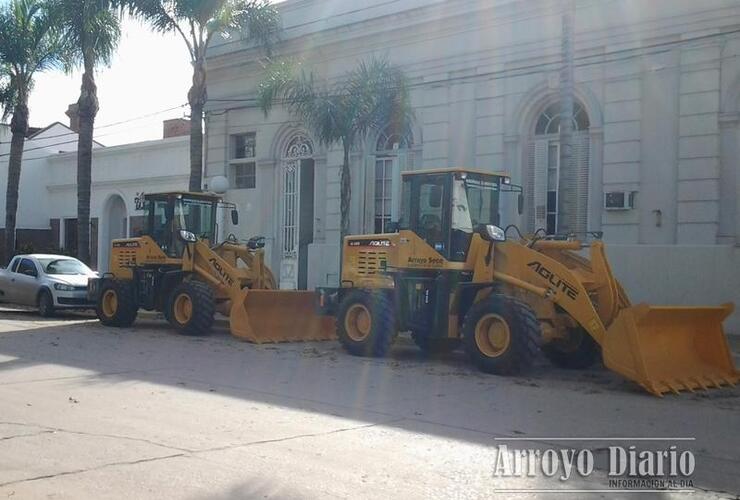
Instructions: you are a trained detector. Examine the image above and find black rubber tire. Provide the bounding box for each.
[162,298,175,326]
[167,280,215,336]
[38,289,55,317]
[542,327,601,369]
[336,290,396,357]
[462,294,541,375]
[96,280,138,327]
[411,332,460,355]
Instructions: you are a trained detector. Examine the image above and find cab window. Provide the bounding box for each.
[146,198,175,256]
[417,181,445,252]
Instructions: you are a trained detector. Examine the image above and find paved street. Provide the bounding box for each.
[0,310,738,499]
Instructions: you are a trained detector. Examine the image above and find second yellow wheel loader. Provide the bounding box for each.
[317,168,738,397]
[88,191,334,343]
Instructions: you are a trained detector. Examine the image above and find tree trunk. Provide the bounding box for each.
[340,142,351,237]
[76,66,99,264]
[188,57,207,192]
[3,103,29,264]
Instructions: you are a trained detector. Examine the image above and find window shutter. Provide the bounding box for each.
[391,154,405,223]
[533,139,549,231]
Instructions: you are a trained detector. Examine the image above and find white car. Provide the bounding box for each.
[0,254,97,316]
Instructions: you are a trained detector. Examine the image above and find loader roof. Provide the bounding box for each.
[401,167,510,178]
[144,191,222,201]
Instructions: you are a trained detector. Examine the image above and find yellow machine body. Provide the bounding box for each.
[337,169,738,396]
[103,191,335,343]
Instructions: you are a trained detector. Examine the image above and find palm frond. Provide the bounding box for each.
[50,0,121,71]
[258,55,414,153]
[0,74,19,122]
[118,0,178,33]
[257,57,299,115]
[0,0,65,119]
[232,0,280,49]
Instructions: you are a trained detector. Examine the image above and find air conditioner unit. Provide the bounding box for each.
[604,191,635,210]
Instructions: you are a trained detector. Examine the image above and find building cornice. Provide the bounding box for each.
[46,174,189,191]
[46,136,189,163]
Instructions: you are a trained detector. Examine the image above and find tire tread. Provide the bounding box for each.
[168,280,215,336]
[462,294,541,375]
[337,290,396,357]
[97,280,137,327]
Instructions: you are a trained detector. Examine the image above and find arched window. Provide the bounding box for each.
[285,133,314,159]
[534,102,590,135]
[376,128,413,151]
[374,125,414,233]
[527,101,590,235]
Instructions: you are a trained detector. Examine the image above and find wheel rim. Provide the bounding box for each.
[345,304,371,342]
[474,313,511,358]
[101,290,118,317]
[173,293,193,324]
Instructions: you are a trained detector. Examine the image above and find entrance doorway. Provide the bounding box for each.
[100,194,128,272]
[279,134,315,290]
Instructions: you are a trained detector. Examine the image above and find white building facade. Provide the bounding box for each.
[0,0,738,327]
[0,120,189,269]
[203,0,739,327]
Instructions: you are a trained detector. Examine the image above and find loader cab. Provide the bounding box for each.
[398,169,512,262]
[144,192,218,257]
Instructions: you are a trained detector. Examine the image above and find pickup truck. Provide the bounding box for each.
[0,254,97,316]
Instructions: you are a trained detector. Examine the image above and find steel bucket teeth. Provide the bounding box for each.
[602,303,739,396]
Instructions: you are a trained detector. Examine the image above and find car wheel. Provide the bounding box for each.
[38,290,55,317]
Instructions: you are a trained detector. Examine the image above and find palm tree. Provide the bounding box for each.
[121,0,280,192]
[0,0,63,263]
[53,0,120,264]
[258,57,413,236]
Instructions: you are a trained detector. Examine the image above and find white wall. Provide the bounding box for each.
[607,245,740,333]
[46,135,189,269]
[0,123,82,231]
[205,0,740,292]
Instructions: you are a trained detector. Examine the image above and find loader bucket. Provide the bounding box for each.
[229,289,336,343]
[602,303,738,396]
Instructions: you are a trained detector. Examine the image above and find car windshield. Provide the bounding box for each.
[38,258,90,275]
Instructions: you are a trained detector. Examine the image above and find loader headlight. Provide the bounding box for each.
[179,230,197,243]
[482,224,506,242]
[53,283,75,291]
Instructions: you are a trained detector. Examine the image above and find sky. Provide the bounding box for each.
[28,17,194,146]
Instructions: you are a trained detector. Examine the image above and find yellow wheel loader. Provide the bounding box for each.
[317,168,738,396]
[88,191,335,343]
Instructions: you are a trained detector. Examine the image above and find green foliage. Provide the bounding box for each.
[258,56,414,235]
[258,55,414,155]
[48,0,121,72]
[119,0,280,61]
[0,0,64,119]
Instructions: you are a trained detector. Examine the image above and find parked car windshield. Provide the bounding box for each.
[37,258,91,275]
